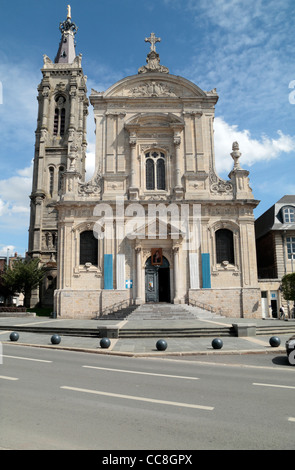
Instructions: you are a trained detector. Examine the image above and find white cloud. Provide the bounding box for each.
[85,144,96,181]
[0,245,16,257]
[214,117,295,173]
[0,162,33,215]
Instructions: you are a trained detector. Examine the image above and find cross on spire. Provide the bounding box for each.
[145,33,161,52]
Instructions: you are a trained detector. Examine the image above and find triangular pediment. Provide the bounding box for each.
[125,216,186,240]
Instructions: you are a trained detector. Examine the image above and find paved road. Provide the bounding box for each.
[1,344,294,450]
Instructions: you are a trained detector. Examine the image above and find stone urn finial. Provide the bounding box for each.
[231,141,242,169]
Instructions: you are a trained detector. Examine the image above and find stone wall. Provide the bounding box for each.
[189,287,261,318]
[54,288,132,318]
[54,289,101,319]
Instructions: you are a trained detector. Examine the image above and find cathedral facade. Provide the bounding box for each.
[28,8,261,319]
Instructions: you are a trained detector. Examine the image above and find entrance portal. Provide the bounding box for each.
[145,256,170,303]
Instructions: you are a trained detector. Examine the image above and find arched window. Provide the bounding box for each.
[53,96,66,136]
[215,229,234,264]
[145,151,166,190]
[49,166,54,197]
[80,230,98,266]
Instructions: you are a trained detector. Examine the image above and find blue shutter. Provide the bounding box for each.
[201,253,211,288]
[104,254,113,289]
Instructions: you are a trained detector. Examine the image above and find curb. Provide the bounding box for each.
[3,340,286,358]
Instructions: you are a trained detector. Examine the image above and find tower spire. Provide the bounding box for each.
[54,5,78,64]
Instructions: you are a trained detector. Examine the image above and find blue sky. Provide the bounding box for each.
[0,0,295,257]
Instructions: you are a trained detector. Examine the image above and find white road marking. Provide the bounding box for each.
[0,375,19,381]
[288,417,295,422]
[3,355,52,363]
[61,386,214,410]
[82,365,199,380]
[253,382,295,390]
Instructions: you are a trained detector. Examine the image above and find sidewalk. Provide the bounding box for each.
[0,313,293,357]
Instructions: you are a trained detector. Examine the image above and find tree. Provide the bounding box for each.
[1,258,46,308]
[281,273,295,315]
[0,269,16,305]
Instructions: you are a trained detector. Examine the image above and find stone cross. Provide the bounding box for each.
[145,33,161,52]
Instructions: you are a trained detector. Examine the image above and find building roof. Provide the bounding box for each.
[255,195,295,238]
[54,6,77,64]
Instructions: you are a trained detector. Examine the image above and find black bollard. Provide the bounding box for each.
[212,338,223,349]
[156,339,167,351]
[100,337,111,349]
[51,334,61,345]
[269,336,281,347]
[10,332,19,342]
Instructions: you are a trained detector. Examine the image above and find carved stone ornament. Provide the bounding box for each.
[138,51,169,74]
[209,171,233,194]
[230,141,242,170]
[78,172,102,196]
[129,81,176,97]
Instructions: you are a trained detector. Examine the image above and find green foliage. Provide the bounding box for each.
[281,273,295,302]
[0,258,46,306]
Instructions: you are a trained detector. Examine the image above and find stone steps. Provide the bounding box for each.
[125,303,222,321]
[118,327,234,338]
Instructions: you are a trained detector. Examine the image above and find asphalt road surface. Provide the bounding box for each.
[1,344,294,450]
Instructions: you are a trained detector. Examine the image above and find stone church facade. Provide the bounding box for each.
[28,8,261,319]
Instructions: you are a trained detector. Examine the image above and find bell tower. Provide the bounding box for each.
[28,6,88,307]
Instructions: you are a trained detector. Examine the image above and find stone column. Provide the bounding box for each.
[174,134,182,187]
[135,246,142,304]
[173,130,184,199]
[41,87,50,129]
[173,245,180,303]
[128,133,139,200]
[130,135,137,188]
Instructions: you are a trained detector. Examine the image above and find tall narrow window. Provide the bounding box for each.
[146,157,155,190]
[157,158,165,190]
[53,96,66,136]
[145,151,166,190]
[60,108,65,136]
[286,237,295,260]
[53,109,59,135]
[216,229,234,264]
[80,231,98,266]
[49,167,54,197]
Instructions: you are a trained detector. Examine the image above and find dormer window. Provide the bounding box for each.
[283,206,295,223]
